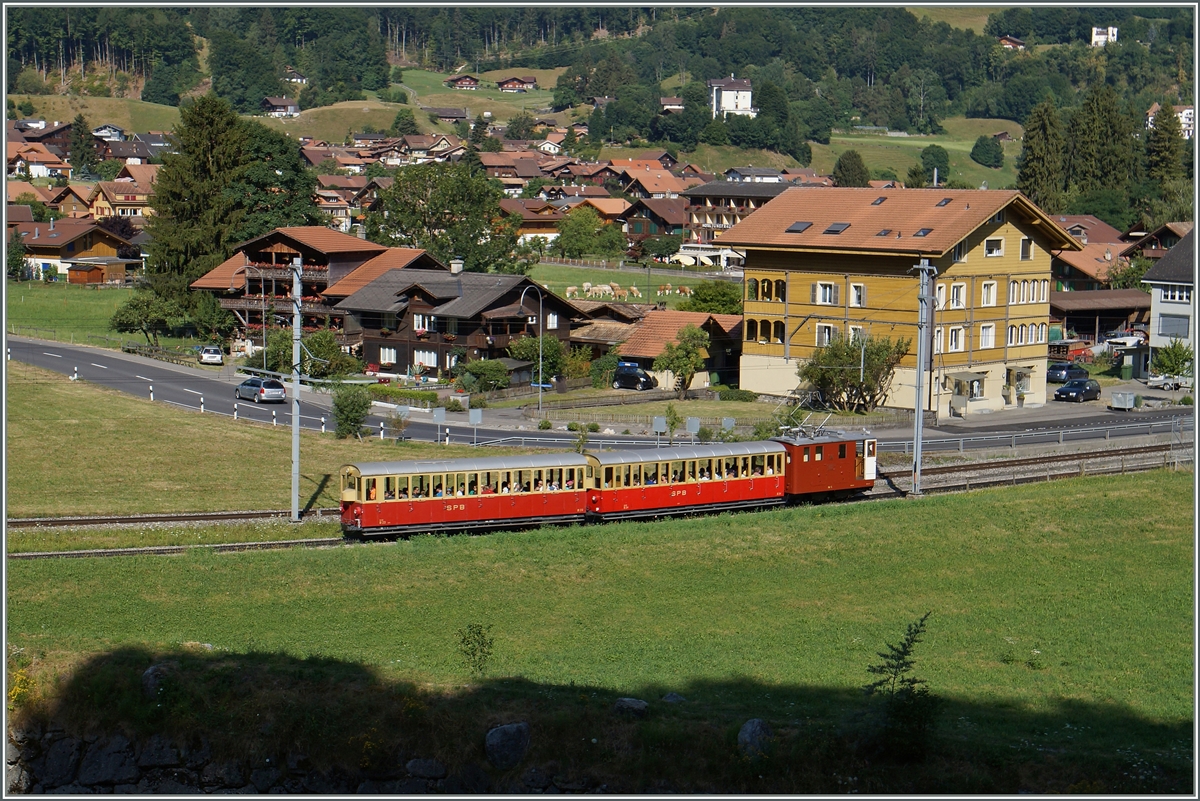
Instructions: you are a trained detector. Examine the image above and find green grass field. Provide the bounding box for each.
[4,364,507,518]
[6,470,1193,791]
[7,94,181,133]
[906,6,997,33]
[400,69,563,126]
[530,263,709,308]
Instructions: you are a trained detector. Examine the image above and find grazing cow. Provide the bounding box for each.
[657,283,672,296]
[677,285,693,297]
[565,286,578,298]
[582,282,592,294]
[614,289,629,301]
[628,286,642,298]
[596,284,614,296]
[609,281,622,293]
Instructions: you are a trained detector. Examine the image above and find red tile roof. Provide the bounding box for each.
[1054,242,1124,281]
[718,187,1079,256]
[238,227,388,256]
[619,310,741,360]
[189,253,247,290]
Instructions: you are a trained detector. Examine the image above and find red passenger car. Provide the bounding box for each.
[340,454,590,538]
[586,442,789,522]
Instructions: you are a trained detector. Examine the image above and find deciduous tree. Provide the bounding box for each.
[678,280,743,314]
[799,334,910,412]
[920,144,949,185]
[653,323,710,399]
[508,334,565,385]
[109,290,185,347]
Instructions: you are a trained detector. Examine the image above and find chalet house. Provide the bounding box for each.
[572,197,632,226]
[100,140,157,164]
[189,227,392,343]
[725,167,784,183]
[543,184,610,201]
[7,120,72,153]
[496,76,538,92]
[12,218,133,280]
[91,123,126,141]
[396,133,463,164]
[1141,229,1194,351]
[659,97,684,114]
[622,169,702,200]
[620,197,688,238]
[46,184,93,218]
[993,131,1015,142]
[998,35,1025,50]
[314,189,354,232]
[7,142,71,179]
[333,267,578,376]
[708,75,756,119]
[1146,102,1195,139]
[132,132,175,160]
[284,67,307,85]
[617,310,743,389]
[535,138,562,155]
[590,96,615,111]
[1053,214,1123,245]
[568,300,653,358]
[680,180,789,245]
[445,75,480,90]
[719,188,1081,416]
[1119,221,1194,261]
[351,131,388,147]
[1051,243,1126,291]
[500,198,566,244]
[421,107,469,124]
[348,177,395,215]
[262,97,300,117]
[634,150,679,171]
[87,179,155,223]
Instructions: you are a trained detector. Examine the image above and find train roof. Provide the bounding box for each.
[344,453,589,477]
[769,429,857,445]
[590,440,786,466]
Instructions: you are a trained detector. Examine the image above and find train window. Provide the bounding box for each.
[411,475,428,499]
[365,478,378,501]
[687,461,697,481]
[604,467,614,488]
[867,441,876,457]
[815,446,824,462]
[751,456,765,476]
[465,474,478,495]
[644,465,659,485]
[383,476,395,499]
[532,469,544,491]
[453,473,467,496]
[803,447,810,462]
[516,471,531,492]
[431,476,446,497]
[621,465,631,488]
[722,458,736,478]
[838,444,847,459]
[575,469,584,490]
[741,457,750,477]
[396,476,409,499]
[669,461,684,482]
[498,472,512,493]
[629,465,640,485]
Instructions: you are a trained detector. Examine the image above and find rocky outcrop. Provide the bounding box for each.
[737,718,774,760]
[484,722,530,771]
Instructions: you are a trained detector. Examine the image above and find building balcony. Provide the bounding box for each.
[220,296,337,315]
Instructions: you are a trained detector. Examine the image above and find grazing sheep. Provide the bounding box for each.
[565,286,579,298]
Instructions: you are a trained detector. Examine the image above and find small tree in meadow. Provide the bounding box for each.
[333,384,373,438]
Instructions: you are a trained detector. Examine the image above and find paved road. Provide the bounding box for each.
[8,337,1191,453]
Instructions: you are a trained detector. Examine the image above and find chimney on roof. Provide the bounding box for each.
[49,217,54,230]
[450,256,465,275]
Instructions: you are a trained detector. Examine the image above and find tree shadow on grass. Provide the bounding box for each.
[15,646,1192,794]
[303,472,333,513]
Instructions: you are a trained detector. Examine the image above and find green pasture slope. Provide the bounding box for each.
[6,470,1193,791]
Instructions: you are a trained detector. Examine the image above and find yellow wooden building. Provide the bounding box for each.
[718,188,1081,416]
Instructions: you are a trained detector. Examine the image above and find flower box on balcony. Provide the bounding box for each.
[443,333,457,342]
[414,329,429,339]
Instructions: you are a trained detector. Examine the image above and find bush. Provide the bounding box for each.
[752,419,780,440]
[333,385,373,438]
[586,422,600,433]
[469,396,488,409]
[697,426,715,443]
[366,384,439,405]
[442,397,464,412]
[1134,394,1144,408]
[1180,395,1194,406]
[567,421,580,431]
[720,388,758,402]
[538,419,552,430]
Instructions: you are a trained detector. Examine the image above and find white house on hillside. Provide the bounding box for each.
[707,76,756,119]
[1091,26,1118,46]
[1146,102,1195,139]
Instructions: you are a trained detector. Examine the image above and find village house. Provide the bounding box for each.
[1119,221,1194,262]
[11,218,134,281]
[91,123,126,142]
[444,75,480,90]
[1053,214,1124,245]
[997,35,1025,50]
[616,310,744,390]
[421,107,469,125]
[718,188,1081,416]
[1090,26,1118,46]
[496,76,538,92]
[87,177,155,223]
[500,198,567,245]
[659,97,684,114]
[262,97,300,117]
[707,75,756,119]
[1141,229,1194,352]
[620,197,689,239]
[45,184,93,218]
[284,66,307,85]
[1051,244,1126,291]
[333,265,578,377]
[568,300,654,359]
[680,181,790,245]
[7,142,72,179]
[1145,101,1195,139]
[725,167,784,183]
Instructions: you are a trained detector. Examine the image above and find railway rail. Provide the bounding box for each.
[8,443,1191,560]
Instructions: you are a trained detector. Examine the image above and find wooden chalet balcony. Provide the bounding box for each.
[220,296,337,315]
[245,262,330,281]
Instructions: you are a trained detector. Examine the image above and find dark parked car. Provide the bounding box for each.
[1054,378,1102,403]
[612,362,658,391]
[235,377,287,403]
[1046,362,1088,383]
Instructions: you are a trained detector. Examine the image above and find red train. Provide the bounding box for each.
[339,431,878,538]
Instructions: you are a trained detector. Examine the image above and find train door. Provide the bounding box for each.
[862,439,877,480]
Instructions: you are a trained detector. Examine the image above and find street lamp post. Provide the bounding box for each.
[519,284,544,415]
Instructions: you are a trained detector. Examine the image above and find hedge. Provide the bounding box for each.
[366,384,440,405]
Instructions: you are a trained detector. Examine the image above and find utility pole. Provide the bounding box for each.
[291,256,302,523]
[910,257,936,496]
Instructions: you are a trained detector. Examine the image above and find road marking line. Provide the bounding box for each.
[42,352,62,358]
[135,375,152,381]
[90,363,108,369]
[182,388,201,395]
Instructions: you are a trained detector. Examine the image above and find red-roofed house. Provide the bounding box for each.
[616,310,743,389]
[445,75,480,90]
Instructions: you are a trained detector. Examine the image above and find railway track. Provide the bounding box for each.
[7,444,1191,560]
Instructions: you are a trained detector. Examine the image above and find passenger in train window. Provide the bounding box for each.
[368,482,377,500]
[534,479,544,491]
[398,487,409,499]
[468,481,478,495]
[500,482,510,493]
[565,476,574,489]
[433,484,444,497]
[482,482,495,494]
[457,484,466,496]
[549,478,559,491]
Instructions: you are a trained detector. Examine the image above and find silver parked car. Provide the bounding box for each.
[198,345,224,365]
[235,377,287,403]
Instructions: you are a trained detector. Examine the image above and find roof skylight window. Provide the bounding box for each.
[785,221,813,234]
[823,222,851,235]
[876,229,892,236]
[913,228,933,237]
[871,196,887,205]
[936,198,953,207]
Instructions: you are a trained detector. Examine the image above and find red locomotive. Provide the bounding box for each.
[340,431,877,538]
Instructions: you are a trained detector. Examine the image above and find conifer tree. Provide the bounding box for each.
[1065,85,1135,196]
[145,94,248,292]
[68,114,97,174]
[1016,98,1066,213]
[832,149,871,187]
[1146,105,1185,185]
